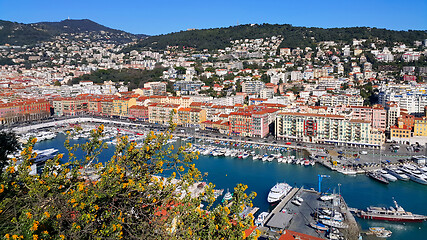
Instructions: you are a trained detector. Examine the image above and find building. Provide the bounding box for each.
[148,103,180,125]
[0,99,51,125]
[129,105,149,121]
[276,112,377,147]
[414,117,427,137]
[113,97,137,117]
[229,112,253,137]
[319,94,364,107]
[242,81,265,95]
[390,122,411,144]
[177,108,207,127]
[143,82,167,95]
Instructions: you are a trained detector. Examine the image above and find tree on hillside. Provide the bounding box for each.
[0,122,258,239]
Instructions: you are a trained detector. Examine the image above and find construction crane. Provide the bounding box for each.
[318,174,330,193]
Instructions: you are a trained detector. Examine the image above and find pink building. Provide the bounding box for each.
[252,110,269,138]
[372,105,387,131]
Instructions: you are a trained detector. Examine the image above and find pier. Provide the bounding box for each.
[260,188,359,239]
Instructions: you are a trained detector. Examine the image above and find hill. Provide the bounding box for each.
[124,24,427,51]
[0,19,148,45]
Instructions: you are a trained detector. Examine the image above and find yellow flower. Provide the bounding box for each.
[0,184,4,193]
[94,205,99,211]
[59,235,65,240]
[56,214,62,219]
[12,235,18,240]
[32,221,39,231]
[26,212,32,219]
[70,198,76,204]
[8,167,15,174]
[5,234,10,239]
[44,211,50,218]
[31,138,38,144]
[78,183,84,192]
[32,235,38,240]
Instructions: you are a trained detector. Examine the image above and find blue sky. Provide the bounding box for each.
[1,0,426,35]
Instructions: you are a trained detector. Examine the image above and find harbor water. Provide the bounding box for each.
[34,134,427,240]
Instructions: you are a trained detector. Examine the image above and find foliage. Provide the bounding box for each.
[123,23,427,52]
[0,19,144,45]
[0,131,20,177]
[0,123,258,239]
[70,68,167,90]
[0,58,16,66]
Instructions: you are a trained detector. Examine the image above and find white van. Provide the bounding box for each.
[360,151,368,155]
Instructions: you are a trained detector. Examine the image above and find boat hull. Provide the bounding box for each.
[360,214,426,222]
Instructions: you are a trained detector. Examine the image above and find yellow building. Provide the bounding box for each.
[148,103,180,125]
[113,97,136,117]
[177,108,206,127]
[414,117,427,136]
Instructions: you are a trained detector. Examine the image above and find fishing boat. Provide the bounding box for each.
[358,198,427,222]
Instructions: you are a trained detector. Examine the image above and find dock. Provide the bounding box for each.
[261,188,360,239]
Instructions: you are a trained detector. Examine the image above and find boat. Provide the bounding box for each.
[320,219,348,229]
[222,189,233,202]
[267,182,292,204]
[369,227,392,238]
[379,170,398,182]
[291,199,302,206]
[320,194,336,201]
[310,222,328,231]
[254,212,269,227]
[295,196,304,202]
[386,167,410,181]
[358,198,427,222]
[366,171,389,184]
[401,166,427,185]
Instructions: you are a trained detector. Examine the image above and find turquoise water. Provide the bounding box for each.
[34,134,427,240]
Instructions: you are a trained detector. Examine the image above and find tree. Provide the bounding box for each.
[0,123,258,239]
[0,131,20,177]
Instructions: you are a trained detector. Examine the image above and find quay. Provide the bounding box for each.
[259,188,359,240]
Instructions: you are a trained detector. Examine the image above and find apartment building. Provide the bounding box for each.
[0,99,51,124]
[276,112,377,147]
[242,80,265,95]
[148,103,179,125]
[319,94,364,106]
[177,108,207,127]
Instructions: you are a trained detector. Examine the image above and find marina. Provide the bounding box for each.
[17,123,427,239]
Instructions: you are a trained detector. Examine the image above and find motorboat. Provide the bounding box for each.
[379,170,398,182]
[358,198,427,222]
[366,171,389,184]
[320,219,348,229]
[267,182,292,204]
[386,167,410,181]
[291,199,302,206]
[254,212,269,227]
[222,189,233,202]
[310,222,328,231]
[400,166,427,185]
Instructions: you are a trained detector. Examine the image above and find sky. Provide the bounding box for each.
[1,0,426,35]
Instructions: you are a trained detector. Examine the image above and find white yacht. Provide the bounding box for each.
[386,167,409,181]
[267,182,292,204]
[400,165,427,185]
[379,170,398,182]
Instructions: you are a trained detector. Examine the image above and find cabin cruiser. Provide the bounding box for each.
[267,182,292,203]
[386,167,410,181]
